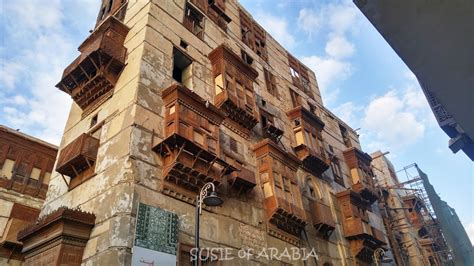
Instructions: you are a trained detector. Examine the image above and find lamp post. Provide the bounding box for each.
[194,182,223,266]
[373,248,385,266]
[373,247,394,266]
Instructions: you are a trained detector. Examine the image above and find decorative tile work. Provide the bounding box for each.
[135,203,179,255]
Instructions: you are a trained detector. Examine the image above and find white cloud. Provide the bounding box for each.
[297,8,322,38]
[332,72,434,152]
[325,35,355,59]
[0,62,24,90]
[466,223,474,245]
[256,12,296,49]
[13,95,27,105]
[2,0,63,32]
[333,101,362,127]
[325,3,359,35]
[362,90,426,149]
[301,55,352,94]
[0,1,100,144]
[296,2,361,102]
[404,70,417,82]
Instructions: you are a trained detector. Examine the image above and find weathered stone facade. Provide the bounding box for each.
[0,125,57,265]
[25,1,391,265]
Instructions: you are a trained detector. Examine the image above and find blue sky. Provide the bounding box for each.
[1,0,472,242]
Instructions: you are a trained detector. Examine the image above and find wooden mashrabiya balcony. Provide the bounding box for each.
[254,139,307,239]
[310,201,335,238]
[152,84,237,204]
[56,133,99,178]
[343,147,378,203]
[209,45,259,131]
[287,106,330,177]
[56,16,129,115]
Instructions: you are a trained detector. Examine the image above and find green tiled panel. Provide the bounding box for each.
[135,203,179,255]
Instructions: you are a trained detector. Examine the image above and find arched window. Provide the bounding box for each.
[304,177,326,203]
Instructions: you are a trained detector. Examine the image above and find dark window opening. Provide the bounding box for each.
[309,103,316,113]
[229,137,238,153]
[241,50,253,65]
[183,4,204,39]
[328,144,334,154]
[264,68,278,98]
[90,114,98,128]
[172,47,192,84]
[261,114,268,129]
[339,124,351,148]
[107,0,114,13]
[309,186,316,198]
[99,7,106,20]
[293,118,301,127]
[261,99,266,107]
[331,159,344,187]
[289,88,301,107]
[180,39,188,49]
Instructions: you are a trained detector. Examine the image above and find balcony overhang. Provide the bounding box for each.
[17,207,95,263]
[208,45,258,80]
[56,133,99,178]
[253,139,300,171]
[310,201,335,239]
[265,196,306,236]
[352,182,378,204]
[294,144,330,177]
[215,91,259,130]
[343,147,372,169]
[153,133,236,204]
[228,169,256,194]
[286,106,325,130]
[56,16,129,112]
[162,84,226,125]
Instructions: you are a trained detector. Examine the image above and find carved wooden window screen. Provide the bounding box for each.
[183,3,204,39]
[189,0,229,31]
[260,157,304,211]
[331,159,344,187]
[165,104,219,155]
[224,66,254,113]
[288,54,312,98]
[264,68,278,98]
[239,9,267,61]
[97,0,127,25]
[289,88,301,108]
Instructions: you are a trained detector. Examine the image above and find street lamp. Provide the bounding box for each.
[373,247,393,265]
[194,182,223,266]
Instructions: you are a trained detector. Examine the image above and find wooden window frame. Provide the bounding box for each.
[239,9,268,61]
[183,3,205,39]
[264,68,278,98]
[331,159,344,187]
[289,88,301,108]
[288,54,313,98]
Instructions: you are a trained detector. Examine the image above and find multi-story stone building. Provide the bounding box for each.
[371,152,455,266]
[0,125,57,265]
[16,1,390,265]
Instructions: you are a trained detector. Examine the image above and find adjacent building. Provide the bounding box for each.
[12,0,393,265]
[0,125,57,265]
[353,0,474,161]
[371,152,472,265]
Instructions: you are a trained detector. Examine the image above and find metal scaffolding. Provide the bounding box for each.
[396,163,454,265]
